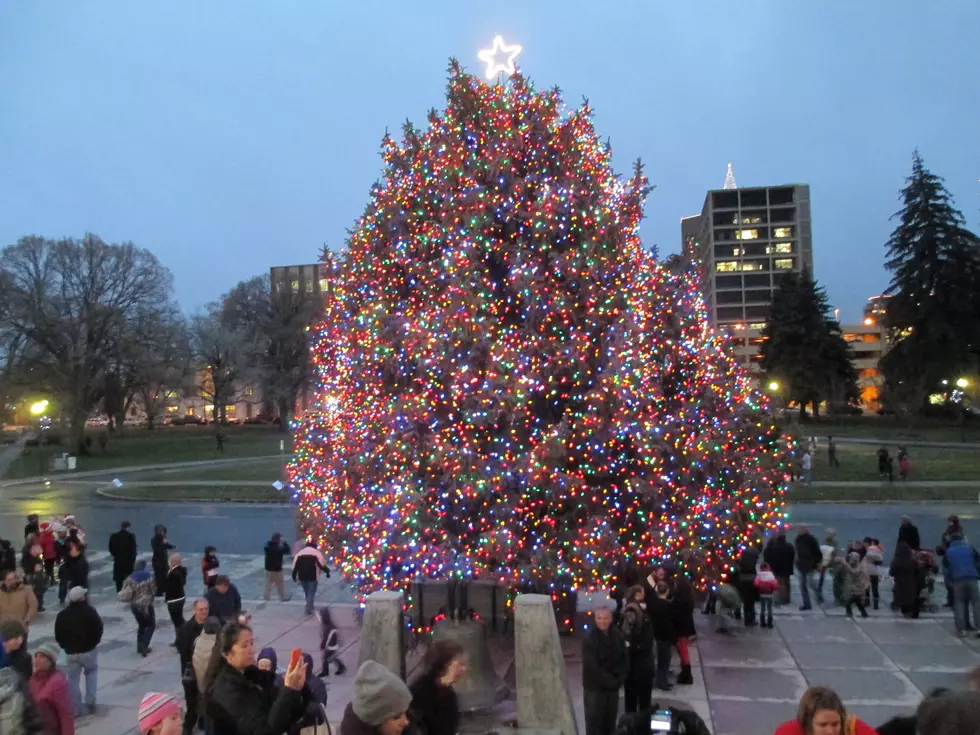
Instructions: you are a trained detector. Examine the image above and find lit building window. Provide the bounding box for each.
[305,280,314,292]
[740,262,764,272]
[290,280,300,292]
[732,247,743,256]
[773,227,793,238]
[735,229,759,240]
[716,261,738,272]
[319,278,329,292]
[774,258,794,270]
[774,242,793,254]
[748,322,767,330]
[224,405,237,418]
[737,215,762,225]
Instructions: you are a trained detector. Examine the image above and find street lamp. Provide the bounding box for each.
[956,378,969,389]
[30,400,49,416]
[768,381,780,392]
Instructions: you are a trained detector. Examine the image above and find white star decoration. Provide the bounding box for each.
[478,35,522,81]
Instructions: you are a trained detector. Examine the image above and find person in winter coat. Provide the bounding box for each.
[794,526,822,611]
[581,606,627,735]
[816,529,838,605]
[201,622,306,735]
[942,533,980,636]
[1,619,33,680]
[193,617,221,719]
[54,587,103,717]
[914,689,980,735]
[897,516,921,552]
[619,585,654,712]
[263,533,291,603]
[137,692,184,735]
[764,533,795,606]
[668,569,696,685]
[773,686,877,735]
[119,560,157,656]
[255,648,284,692]
[408,639,464,735]
[291,541,330,616]
[165,554,188,638]
[150,526,174,598]
[175,600,209,734]
[0,538,17,573]
[22,533,48,613]
[340,660,413,735]
[890,541,922,618]
[24,515,39,540]
[736,543,760,626]
[291,653,328,735]
[201,547,220,591]
[318,606,346,676]
[38,523,57,587]
[59,545,88,605]
[841,552,870,618]
[754,562,780,628]
[648,582,676,692]
[204,576,242,625]
[939,515,968,614]
[108,521,137,593]
[0,570,38,632]
[29,643,74,735]
[0,664,45,735]
[863,538,884,610]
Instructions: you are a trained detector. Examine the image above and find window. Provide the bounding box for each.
[773,242,793,254]
[745,305,770,319]
[714,245,742,258]
[774,258,794,270]
[745,288,771,303]
[742,243,767,257]
[716,261,738,272]
[290,280,300,292]
[715,275,741,289]
[770,208,795,223]
[744,274,770,288]
[319,278,329,292]
[769,187,795,206]
[748,322,767,330]
[224,405,237,418]
[773,226,794,239]
[305,280,314,292]
[165,406,179,416]
[739,190,767,207]
[714,228,736,241]
[244,384,254,397]
[735,229,759,240]
[186,408,195,416]
[717,306,743,321]
[713,211,737,226]
[717,291,743,304]
[740,261,768,272]
[713,191,738,208]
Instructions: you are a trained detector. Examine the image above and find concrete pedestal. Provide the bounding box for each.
[515,594,579,735]
[357,590,405,679]
[431,618,508,712]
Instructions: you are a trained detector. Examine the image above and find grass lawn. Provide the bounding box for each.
[789,416,980,443]
[122,458,286,483]
[3,425,291,479]
[788,483,980,504]
[104,484,289,502]
[808,443,980,483]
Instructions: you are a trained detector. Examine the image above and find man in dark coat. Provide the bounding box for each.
[897,516,921,551]
[150,524,174,597]
[108,521,137,592]
[582,606,628,735]
[764,533,795,605]
[176,598,210,734]
[737,542,761,626]
[794,526,822,611]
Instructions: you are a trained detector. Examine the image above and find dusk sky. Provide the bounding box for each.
[1,1,977,321]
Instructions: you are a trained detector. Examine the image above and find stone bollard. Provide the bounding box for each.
[357,590,405,679]
[515,594,579,735]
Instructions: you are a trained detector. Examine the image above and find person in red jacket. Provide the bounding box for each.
[29,642,75,735]
[38,522,58,586]
[774,686,877,735]
[754,562,780,629]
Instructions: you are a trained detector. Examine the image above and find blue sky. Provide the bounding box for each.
[1,1,977,321]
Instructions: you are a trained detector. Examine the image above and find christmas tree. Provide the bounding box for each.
[288,60,787,594]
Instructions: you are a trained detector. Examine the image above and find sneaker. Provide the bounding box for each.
[86,704,96,716]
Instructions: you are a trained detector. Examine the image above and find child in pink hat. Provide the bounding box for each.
[138,692,182,735]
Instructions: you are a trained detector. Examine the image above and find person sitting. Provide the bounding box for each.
[774,686,877,734]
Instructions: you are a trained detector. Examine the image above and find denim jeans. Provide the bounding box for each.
[65,650,98,714]
[953,580,980,633]
[654,640,672,689]
[759,595,774,626]
[132,604,156,653]
[301,580,318,614]
[798,570,813,608]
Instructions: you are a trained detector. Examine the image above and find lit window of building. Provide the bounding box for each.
[774,242,793,254]
[774,258,794,270]
[735,229,759,240]
[740,262,765,272]
[290,280,300,292]
[319,278,329,292]
[773,227,793,238]
[748,322,767,330]
[716,261,738,272]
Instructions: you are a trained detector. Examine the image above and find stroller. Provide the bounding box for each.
[915,549,939,614]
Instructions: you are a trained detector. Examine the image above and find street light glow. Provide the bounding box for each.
[768,381,780,392]
[956,378,969,389]
[30,400,49,416]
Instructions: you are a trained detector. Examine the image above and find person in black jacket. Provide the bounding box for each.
[108,521,137,592]
[151,525,175,598]
[165,553,188,641]
[409,639,464,735]
[205,576,242,625]
[263,533,291,603]
[648,582,676,692]
[176,599,210,734]
[620,585,654,712]
[54,586,103,716]
[764,533,795,606]
[582,606,627,735]
[897,516,921,552]
[737,542,761,626]
[202,622,306,735]
[794,526,822,611]
[24,514,39,540]
[59,542,89,604]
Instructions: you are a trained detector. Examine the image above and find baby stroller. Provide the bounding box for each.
[915,549,939,614]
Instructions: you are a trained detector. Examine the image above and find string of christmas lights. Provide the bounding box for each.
[287,60,788,596]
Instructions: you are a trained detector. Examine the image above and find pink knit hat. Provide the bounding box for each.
[138,692,181,733]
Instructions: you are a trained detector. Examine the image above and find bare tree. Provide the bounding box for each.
[128,310,193,429]
[191,304,251,426]
[0,235,174,450]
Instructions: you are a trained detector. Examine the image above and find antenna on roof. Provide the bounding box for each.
[724,163,737,190]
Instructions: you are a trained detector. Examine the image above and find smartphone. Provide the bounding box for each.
[650,710,672,732]
[289,648,303,670]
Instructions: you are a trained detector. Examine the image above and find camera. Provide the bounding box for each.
[615,706,711,735]
[650,710,672,732]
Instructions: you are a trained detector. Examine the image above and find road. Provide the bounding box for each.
[1,472,977,564]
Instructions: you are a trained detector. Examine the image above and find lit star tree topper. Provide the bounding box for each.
[288,59,789,596]
[477,35,522,80]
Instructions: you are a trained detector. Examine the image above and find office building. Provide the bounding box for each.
[270,262,333,299]
[682,175,813,372]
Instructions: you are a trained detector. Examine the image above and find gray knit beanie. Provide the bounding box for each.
[352,660,412,727]
[916,690,980,734]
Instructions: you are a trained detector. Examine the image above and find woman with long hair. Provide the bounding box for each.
[202,622,306,735]
[409,639,466,735]
[773,686,877,734]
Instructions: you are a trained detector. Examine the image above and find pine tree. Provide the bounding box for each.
[760,269,858,417]
[288,62,787,593]
[882,152,980,410]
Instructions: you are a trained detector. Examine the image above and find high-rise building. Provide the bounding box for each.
[269,262,332,300]
[682,176,813,372]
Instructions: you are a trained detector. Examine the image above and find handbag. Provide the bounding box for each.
[299,704,332,735]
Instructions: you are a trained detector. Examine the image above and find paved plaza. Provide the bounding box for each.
[16,550,980,735]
